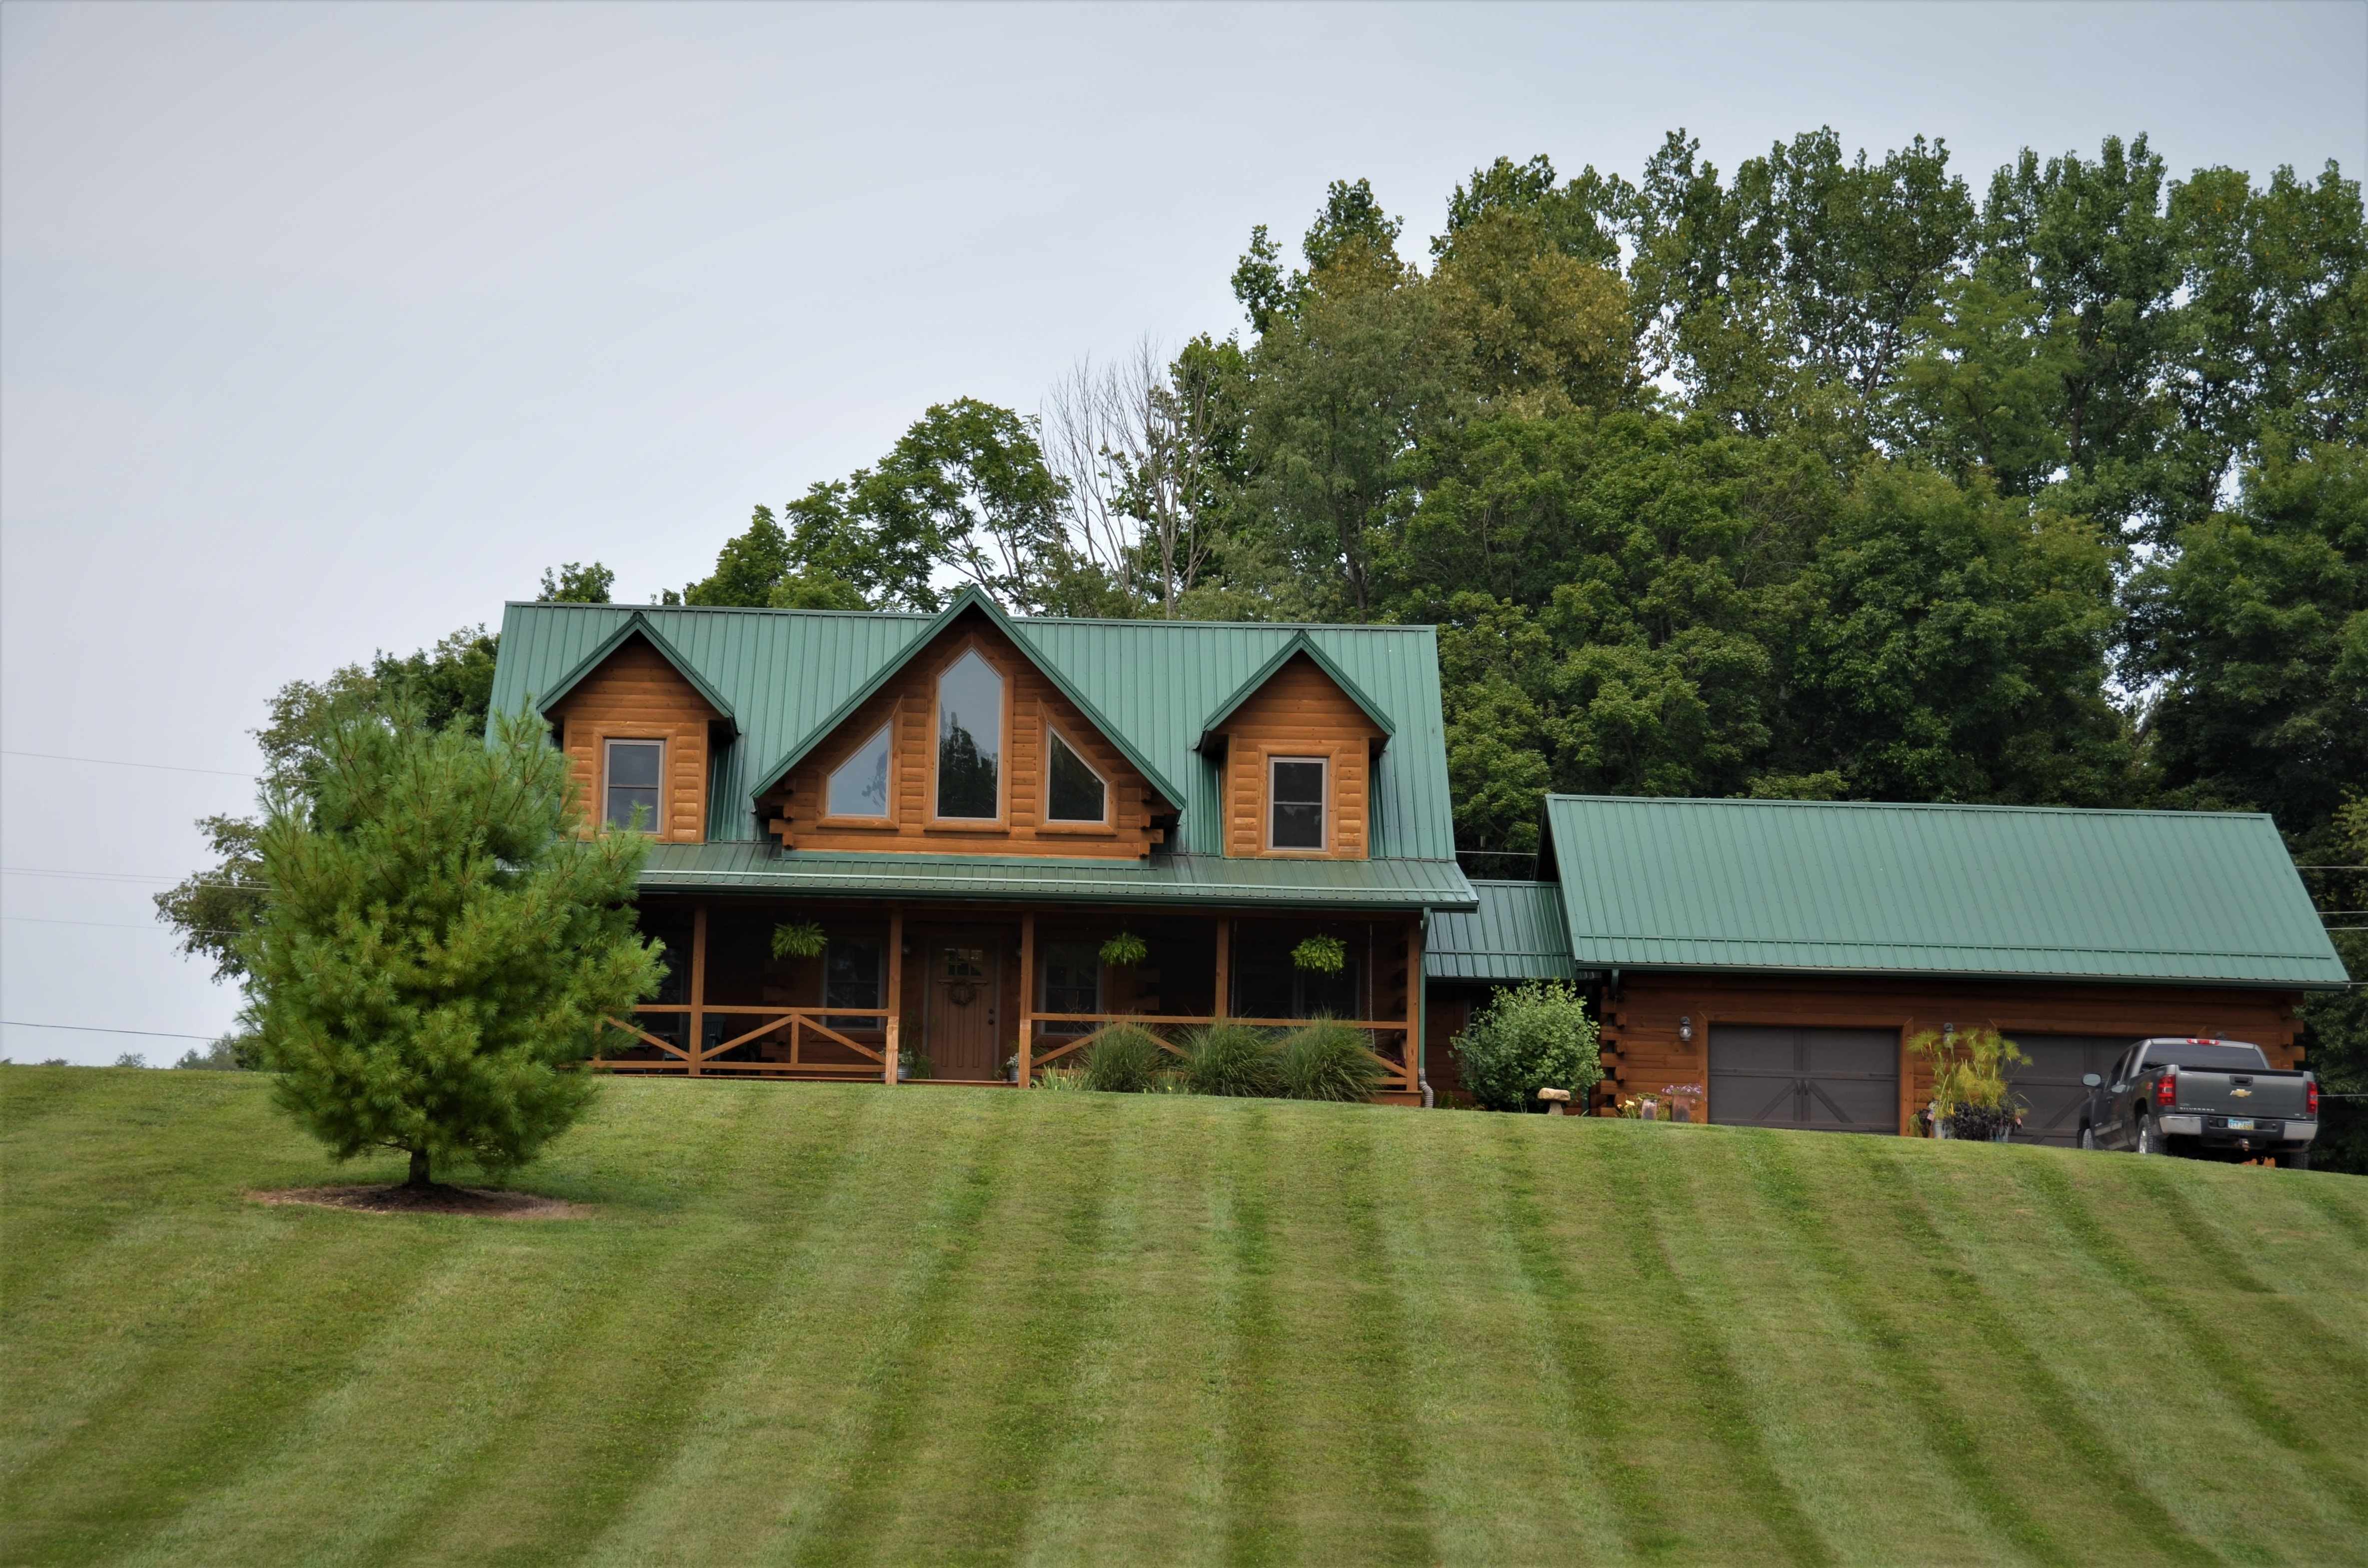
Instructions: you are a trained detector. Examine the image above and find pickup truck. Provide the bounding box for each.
[2077,1038,2318,1169]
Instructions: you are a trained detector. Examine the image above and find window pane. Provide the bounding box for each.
[936,651,1003,818]
[829,726,891,817]
[609,741,662,789]
[1041,941,1100,1033]
[1271,760,1324,849]
[825,939,882,1027]
[607,787,661,831]
[1046,731,1106,822]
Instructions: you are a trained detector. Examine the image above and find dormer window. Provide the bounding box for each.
[1270,758,1325,850]
[1046,729,1107,823]
[828,725,891,818]
[936,649,1003,819]
[605,739,663,831]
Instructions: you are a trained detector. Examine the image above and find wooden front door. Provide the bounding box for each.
[925,937,1002,1080]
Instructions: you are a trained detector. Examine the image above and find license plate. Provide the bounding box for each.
[2224,1119,2255,1131]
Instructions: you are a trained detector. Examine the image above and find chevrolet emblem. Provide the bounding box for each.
[2230,1088,2252,1098]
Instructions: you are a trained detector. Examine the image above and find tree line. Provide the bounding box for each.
[162,126,2366,1163]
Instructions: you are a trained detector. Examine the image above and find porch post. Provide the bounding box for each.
[1408,916,1425,1100]
[885,908,904,1085]
[1214,917,1231,1018]
[1018,912,1035,1087]
[688,902,709,1078]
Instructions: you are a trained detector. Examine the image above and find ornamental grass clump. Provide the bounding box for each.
[1180,1021,1283,1097]
[1456,981,1602,1113]
[1908,1026,2028,1141]
[1277,1017,1386,1102]
[1081,1022,1166,1093]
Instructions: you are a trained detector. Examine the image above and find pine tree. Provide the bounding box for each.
[246,703,660,1187]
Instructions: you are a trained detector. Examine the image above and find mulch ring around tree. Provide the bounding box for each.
[247,1184,594,1220]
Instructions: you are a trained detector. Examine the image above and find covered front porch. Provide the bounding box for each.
[593,897,1428,1099]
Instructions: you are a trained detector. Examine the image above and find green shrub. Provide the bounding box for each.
[1181,1022,1283,1097]
[1032,1065,1088,1092]
[1081,1023,1165,1093]
[1277,1017,1386,1102]
[1456,982,1602,1113]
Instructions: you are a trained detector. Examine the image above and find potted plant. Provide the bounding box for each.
[1100,930,1149,968]
[1908,1025,2028,1141]
[1291,934,1347,974]
[771,919,826,960]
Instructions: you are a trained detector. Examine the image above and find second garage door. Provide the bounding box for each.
[2006,1034,2137,1147]
[1710,1027,1899,1135]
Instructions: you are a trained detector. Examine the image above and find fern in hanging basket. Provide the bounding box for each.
[1099,930,1149,968]
[770,919,827,960]
[1291,934,1347,974]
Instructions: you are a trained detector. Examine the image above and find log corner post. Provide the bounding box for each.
[1017,913,1035,1087]
[688,902,709,1078]
[885,908,904,1086]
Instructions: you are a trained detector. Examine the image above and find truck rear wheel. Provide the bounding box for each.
[2276,1149,2311,1171]
[2135,1118,2160,1155]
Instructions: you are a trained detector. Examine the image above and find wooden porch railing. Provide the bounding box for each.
[594,1005,892,1078]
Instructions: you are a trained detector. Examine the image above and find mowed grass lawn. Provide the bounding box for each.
[4,1071,2366,1568]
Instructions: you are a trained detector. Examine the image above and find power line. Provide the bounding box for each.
[2,868,265,890]
[2,1020,219,1041]
[1,749,255,779]
[0,916,243,934]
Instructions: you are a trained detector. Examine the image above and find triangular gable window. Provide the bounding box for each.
[1046,729,1107,823]
[828,725,891,818]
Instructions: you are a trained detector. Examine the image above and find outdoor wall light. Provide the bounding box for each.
[1679,1015,1694,1043]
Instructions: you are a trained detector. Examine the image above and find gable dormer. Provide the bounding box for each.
[1199,637,1393,860]
[753,595,1179,858]
[539,617,734,844]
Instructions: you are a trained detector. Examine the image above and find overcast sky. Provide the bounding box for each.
[4,0,2364,1064]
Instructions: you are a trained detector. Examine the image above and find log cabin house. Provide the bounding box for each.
[1426,796,2348,1141]
[487,593,2346,1133]
[489,588,1475,1098]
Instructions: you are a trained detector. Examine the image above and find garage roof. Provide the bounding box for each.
[1540,795,2348,989]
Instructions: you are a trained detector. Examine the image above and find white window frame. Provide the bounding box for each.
[604,737,666,835]
[1267,754,1328,852]
[1042,725,1110,825]
[826,723,894,820]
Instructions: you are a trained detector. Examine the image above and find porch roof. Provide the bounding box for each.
[635,842,1477,912]
[1425,880,1582,982]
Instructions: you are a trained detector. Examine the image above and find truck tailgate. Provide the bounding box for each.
[2175,1070,2310,1118]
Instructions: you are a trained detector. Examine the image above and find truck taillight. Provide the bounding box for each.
[2156,1071,2176,1108]
[2308,1080,2319,1117]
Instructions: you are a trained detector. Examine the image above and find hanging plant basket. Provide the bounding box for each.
[1100,931,1149,968]
[771,919,827,960]
[1291,934,1347,974]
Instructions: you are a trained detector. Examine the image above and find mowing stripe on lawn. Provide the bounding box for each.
[1216,1102,1292,1568]
[2016,1159,2368,1528]
[2291,1182,2368,1252]
[1487,1120,1678,1560]
[1861,1143,2225,1568]
[344,1087,880,1568]
[784,1107,1015,1568]
[1735,1131,2066,1567]
[0,1221,464,1568]
[1612,1131,1836,1568]
[1309,1112,1438,1566]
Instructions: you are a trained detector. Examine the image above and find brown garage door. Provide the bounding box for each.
[1710,1027,1899,1135]
[2006,1034,2136,1147]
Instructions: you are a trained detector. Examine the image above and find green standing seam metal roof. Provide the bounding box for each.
[488,595,1470,902]
[532,612,739,733]
[1195,630,1395,752]
[1426,880,1582,982]
[636,843,1478,910]
[1539,795,2349,989]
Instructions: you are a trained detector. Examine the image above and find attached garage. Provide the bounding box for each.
[1708,1027,1898,1134]
[1528,795,2347,1133]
